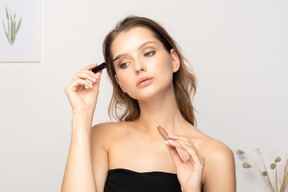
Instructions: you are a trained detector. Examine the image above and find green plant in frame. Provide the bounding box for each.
[236,149,288,192]
[2,6,22,45]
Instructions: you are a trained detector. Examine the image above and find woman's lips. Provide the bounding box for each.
[136,77,154,87]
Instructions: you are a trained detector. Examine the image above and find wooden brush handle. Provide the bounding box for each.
[157,126,169,141]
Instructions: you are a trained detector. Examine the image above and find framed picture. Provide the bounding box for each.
[0,0,40,63]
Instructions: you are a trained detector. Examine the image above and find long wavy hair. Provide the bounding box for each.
[103,16,197,126]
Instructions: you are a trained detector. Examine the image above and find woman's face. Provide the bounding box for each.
[111,27,180,101]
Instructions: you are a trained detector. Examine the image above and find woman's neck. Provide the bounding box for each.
[135,89,186,134]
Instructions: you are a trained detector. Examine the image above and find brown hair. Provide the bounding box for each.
[103,16,197,126]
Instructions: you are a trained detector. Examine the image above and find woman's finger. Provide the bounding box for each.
[73,72,98,84]
[72,63,100,78]
[169,135,203,156]
[180,141,205,165]
[81,63,98,71]
[167,137,205,164]
[164,141,183,167]
[166,139,186,150]
[168,134,190,142]
[68,79,94,91]
[72,70,98,80]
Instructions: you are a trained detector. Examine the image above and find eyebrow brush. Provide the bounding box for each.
[92,56,120,73]
[157,126,169,141]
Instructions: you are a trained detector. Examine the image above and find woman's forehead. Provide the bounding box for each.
[111,27,161,57]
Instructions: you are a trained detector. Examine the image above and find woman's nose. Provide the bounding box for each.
[134,58,147,74]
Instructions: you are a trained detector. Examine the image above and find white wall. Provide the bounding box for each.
[0,0,287,191]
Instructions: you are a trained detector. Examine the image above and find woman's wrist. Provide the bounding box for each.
[181,186,202,192]
[72,110,94,131]
[73,109,94,118]
[182,190,201,192]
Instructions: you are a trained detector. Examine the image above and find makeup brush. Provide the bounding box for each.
[157,126,169,141]
[92,56,120,73]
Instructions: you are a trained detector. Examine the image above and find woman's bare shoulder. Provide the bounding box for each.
[183,125,234,165]
[199,134,233,159]
[197,133,236,189]
[91,121,136,154]
[91,121,128,136]
[92,121,121,131]
[91,121,132,145]
[186,126,232,156]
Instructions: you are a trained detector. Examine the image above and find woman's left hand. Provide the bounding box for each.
[165,135,205,192]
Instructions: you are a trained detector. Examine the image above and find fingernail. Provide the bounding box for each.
[91,78,96,82]
[180,141,187,146]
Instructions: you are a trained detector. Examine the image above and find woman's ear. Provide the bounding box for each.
[115,74,126,93]
[170,49,180,73]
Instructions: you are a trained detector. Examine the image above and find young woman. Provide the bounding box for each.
[61,16,236,192]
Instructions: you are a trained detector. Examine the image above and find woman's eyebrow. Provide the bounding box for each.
[138,41,158,50]
[114,41,158,59]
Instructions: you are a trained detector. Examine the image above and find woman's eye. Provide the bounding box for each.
[144,51,155,57]
[120,62,129,69]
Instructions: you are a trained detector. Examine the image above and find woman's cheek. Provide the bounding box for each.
[117,73,132,93]
[154,58,172,74]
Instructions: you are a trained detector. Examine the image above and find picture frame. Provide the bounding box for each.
[0,0,40,63]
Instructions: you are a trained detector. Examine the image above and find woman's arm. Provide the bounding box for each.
[61,64,103,192]
[91,123,110,192]
[202,142,236,192]
[61,112,97,192]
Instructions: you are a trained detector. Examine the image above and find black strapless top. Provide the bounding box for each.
[104,168,181,192]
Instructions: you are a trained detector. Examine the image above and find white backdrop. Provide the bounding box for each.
[0,0,287,191]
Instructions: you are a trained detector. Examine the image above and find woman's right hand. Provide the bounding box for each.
[65,64,102,115]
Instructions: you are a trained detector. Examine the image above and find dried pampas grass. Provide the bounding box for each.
[236,149,288,192]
